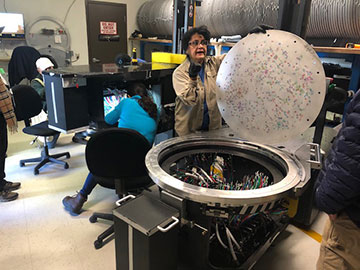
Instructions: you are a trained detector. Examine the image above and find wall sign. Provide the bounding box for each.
[100,21,117,35]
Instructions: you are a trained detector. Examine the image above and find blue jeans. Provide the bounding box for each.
[79,172,97,198]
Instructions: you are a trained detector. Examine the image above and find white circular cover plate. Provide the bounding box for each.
[216,30,326,144]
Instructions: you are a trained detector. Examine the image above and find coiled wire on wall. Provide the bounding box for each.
[136,0,360,39]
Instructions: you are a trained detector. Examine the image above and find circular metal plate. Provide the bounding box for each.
[216,30,326,144]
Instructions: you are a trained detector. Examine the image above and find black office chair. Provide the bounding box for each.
[12,85,70,175]
[85,127,153,249]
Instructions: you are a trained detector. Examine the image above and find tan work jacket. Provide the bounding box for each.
[172,55,225,136]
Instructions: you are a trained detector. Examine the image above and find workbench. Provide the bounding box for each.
[43,62,177,133]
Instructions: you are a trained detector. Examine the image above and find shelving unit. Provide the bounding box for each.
[129,37,236,58]
[313,46,360,92]
[130,37,360,94]
[313,46,360,55]
[129,37,172,60]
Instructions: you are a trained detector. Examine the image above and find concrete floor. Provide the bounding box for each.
[0,124,326,270]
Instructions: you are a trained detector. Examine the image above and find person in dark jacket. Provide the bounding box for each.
[315,90,360,270]
[30,57,59,148]
[31,57,54,111]
[8,46,40,87]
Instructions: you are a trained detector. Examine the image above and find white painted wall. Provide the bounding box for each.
[1,0,147,65]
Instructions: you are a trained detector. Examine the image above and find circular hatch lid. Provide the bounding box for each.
[216,30,326,144]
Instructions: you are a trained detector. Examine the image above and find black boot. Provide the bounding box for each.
[62,193,87,214]
[0,190,18,202]
[3,180,21,191]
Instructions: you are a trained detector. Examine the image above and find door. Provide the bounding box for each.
[86,0,127,64]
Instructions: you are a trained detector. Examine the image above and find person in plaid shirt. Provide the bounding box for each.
[0,78,21,202]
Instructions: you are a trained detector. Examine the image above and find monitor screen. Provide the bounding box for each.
[103,88,128,116]
[104,95,123,116]
[0,13,25,38]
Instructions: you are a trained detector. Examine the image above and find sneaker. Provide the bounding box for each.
[62,192,87,214]
[0,190,18,202]
[3,180,21,191]
[72,135,88,145]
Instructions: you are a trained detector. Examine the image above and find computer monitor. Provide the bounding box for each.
[0,13,25,38]
[103,87,161,117]
[103,88,127,116]
[104,95,121,115]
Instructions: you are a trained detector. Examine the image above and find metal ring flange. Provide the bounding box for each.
[146,133,306,207]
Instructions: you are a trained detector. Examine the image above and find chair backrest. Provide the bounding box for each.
[8,46,41,87]
[12,85,42,123]
[85,128,152,190]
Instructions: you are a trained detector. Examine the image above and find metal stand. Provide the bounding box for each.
[277,0,312,38]
[172,0,202,54]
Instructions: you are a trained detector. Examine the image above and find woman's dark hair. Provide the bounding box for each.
[127,82,157,121]
[182,25,211,52]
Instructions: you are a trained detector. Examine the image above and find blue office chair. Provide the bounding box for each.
[12,85,70,175]
[85,127,153,249]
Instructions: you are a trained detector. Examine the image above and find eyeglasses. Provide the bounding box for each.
[188,39,209,47]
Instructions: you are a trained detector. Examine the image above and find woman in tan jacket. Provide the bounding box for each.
[172,26,225,136]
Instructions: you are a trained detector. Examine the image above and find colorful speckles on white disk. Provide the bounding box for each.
[216,30,326,144]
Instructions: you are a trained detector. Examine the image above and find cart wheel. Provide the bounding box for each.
[94,239,103,249]
[20,161,25,167]
[34,169,39,175]
[64,163,69,169]
[89,215,97,223]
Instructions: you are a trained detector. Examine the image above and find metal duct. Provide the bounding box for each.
[307,0,360,38]
[136,0,360,39]
[196,0,278,37]
[136,0,173,37]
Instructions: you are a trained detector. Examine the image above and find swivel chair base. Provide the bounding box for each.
[89,212,114,249]
[19,137,70,175]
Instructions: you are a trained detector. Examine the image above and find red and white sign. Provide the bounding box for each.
[100,21,117,35]
[102,63,118,73]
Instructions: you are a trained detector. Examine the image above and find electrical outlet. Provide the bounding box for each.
[54,35,62,44]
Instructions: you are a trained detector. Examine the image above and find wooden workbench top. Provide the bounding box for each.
[312,46,360,55]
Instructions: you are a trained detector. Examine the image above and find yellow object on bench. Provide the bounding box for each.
[152,52,186,64]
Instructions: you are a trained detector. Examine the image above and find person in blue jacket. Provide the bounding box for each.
[315,90,360,270]
[62,82,158,215]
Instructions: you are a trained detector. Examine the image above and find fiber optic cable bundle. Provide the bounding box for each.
[210,156,224,182]
[209,206,288,267]
[171,153,271,190]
